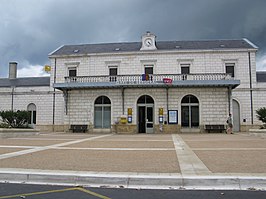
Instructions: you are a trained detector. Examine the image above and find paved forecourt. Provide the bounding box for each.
[0,132,265,189]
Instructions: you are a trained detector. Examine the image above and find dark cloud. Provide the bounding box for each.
[1,0,266,77]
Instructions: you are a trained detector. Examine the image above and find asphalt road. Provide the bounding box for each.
[0,183,265,199]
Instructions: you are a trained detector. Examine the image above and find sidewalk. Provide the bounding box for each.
[0,132,265,190]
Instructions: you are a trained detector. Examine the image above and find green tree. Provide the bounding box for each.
[0,110,30,128]
[256,107,266,128]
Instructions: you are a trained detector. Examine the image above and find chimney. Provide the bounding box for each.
[9,62,17,79]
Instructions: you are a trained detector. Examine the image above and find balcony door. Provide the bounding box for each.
[137,95,154,133]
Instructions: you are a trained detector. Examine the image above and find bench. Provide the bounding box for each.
[70,125,88,133]
[204,124,226,133]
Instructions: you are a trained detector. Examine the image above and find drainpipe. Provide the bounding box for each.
[122,88,125,115]
[248,52,254,124]
[52,58,57,131]
[166,87,169,117]
[228,86,232,114]
[63,90,68,115]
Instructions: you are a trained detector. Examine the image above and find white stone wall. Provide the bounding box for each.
[49,48,265,129]
[66,87,228,126]
[0,87,12,111]
[0,86,64,126]
[253,83,266,124]
[50,50,257,86]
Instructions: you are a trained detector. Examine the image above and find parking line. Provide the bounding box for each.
[0,187,77,199]
[0,187,112,199]
[77,187,112,199]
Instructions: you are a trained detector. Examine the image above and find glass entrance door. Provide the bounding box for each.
[138,105,154,133]
[138,106,146,133]
[146,105,154,133]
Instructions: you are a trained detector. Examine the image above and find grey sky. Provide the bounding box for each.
[1,0,266,77]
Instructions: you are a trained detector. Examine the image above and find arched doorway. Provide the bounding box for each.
[27,103,36,126]
[232,99,240,132]
[181,95,199,128]
[94,96,111,128]
[137,95,154,133]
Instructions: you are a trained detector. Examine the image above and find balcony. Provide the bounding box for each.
[53,73,240,90]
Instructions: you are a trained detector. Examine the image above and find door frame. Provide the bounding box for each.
[232,99,240,132]
[137,104,154,133]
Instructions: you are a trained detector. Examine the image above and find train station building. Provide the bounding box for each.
[1,32,266,133]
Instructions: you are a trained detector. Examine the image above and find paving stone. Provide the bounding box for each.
[0,149,180,173]
[194,150,266,173]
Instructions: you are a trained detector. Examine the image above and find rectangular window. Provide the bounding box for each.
[109,67,117,82]
[181,64,190,80]
[144,65,153,81]
[68,67,77,77]
[225,63,235,77]
[181,64,190,74]
[145,66,153,74]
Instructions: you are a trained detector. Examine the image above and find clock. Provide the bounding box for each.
[144,38,153,47]
[140,32,157,50]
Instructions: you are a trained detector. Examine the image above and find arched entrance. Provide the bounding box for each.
[137,95,154,133]
[94,96,111,128]
[27,103,36,127]
[232,99,240,132]
[181,95,199,128]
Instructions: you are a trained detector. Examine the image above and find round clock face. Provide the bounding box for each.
[145,38,153,47]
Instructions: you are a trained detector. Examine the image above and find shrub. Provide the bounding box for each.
[256,107,266,129]
[0,110,31,128]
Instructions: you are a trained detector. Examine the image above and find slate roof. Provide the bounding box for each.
[0,77,50,87]
[256,72,266,82]
[50,39,257,56]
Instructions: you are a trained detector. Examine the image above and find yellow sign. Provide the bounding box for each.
[120,116,127,124]
[128,108,132,116]
[159,108,163,116]
[44,65,51,72]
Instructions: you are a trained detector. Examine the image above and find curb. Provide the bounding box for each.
[0,169,265,190]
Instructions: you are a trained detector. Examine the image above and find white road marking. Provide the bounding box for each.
[0,145,38,149]
[51,147,175,151]
[0,134,112,160]
[9,138,75,141]
[192,148,266,151]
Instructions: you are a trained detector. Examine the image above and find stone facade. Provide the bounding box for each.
[47,33,265,133]
[0,73,64,131]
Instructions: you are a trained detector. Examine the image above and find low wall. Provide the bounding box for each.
[0,128,40,138]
